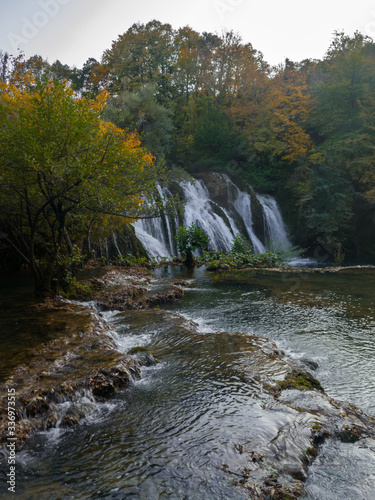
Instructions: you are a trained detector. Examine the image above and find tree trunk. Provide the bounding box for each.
[185,250,195,267]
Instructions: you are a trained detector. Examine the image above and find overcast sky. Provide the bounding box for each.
[1,0,375,68]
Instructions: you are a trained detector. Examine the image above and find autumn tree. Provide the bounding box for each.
[0,74,169,297]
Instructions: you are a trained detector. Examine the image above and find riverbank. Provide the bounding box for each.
[1,265,375,499]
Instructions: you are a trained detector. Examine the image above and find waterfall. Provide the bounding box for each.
[156,185,176,255]
[133,218,171,258]
[221,174,266,254]
[256,194,292,251]
[112,232,122,256]
[132,175,293,259]
[133,185,178,258]
[181,180,238,252]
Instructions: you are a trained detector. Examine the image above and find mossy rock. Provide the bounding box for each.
[278,369,324,393]
[340,424,363,443]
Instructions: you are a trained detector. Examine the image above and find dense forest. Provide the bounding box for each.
[1,20,375,292]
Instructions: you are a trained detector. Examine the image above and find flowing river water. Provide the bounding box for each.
[1,266,375,499]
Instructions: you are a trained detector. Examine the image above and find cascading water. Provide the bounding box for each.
[133,186,179,258]
[221,174,266,254]
[256,194,292,251]
[181,179,238,252]
[133,217,171,258]
[133,174,294,258]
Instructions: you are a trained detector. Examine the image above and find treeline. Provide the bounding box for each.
[1,21,375,257]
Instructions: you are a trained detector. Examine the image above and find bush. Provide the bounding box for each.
[176,223,210,265]
[199,247,283,271]
[176,223,210,254]
[231,234,252,253]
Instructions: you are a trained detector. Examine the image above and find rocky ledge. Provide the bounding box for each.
[0,301,143,448]
[0,267,183,449]
[83,267,184,310]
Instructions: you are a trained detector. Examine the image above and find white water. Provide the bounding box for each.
[181,180,238,252]
[222,174,266,254]
[133,219,171,258]
[133,175,294,258]
[256,194,292,251]
[133,185,179,258]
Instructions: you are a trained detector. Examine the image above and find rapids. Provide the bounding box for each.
[1,266,375,499]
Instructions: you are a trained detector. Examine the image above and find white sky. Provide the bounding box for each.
[1,0,375,68]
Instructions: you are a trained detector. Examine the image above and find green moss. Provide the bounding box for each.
[278,369,324,393]
[61,278,94,300]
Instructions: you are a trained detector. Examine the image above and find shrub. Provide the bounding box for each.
[176,223,210,266]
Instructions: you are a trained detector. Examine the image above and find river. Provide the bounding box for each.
[1,266,375,498]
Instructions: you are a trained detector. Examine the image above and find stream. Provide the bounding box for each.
[1,266,375,499]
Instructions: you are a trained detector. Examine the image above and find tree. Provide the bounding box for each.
[103,20,175,99]
[298,32,375,252]
[0,73,167,296]
[0,50,10,82]
[176,223,209,266]
[103,84,174,158]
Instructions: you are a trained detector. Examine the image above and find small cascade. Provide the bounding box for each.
[133,218,171,258]
[112,232,122,256]
[133,185,179,258]
[156,185,177,255]
[256,194,292,251]
[221,174,266,254]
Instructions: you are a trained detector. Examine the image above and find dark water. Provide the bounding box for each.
[0,274,56,380]
[1,267,375,499]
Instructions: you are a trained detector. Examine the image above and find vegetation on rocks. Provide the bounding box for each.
[201,248,283,271]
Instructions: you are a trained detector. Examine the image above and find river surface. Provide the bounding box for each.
[1,267,375,499]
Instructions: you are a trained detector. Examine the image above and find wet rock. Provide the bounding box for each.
[89,359,141,398]
[276,369,324,394]
[173,280,190,287]
[128,347,159,366]
[300,358,319,371]
[92,269,184,311]
[0,303,142,449]
[60,407,85,428]
[339,424,363,443]
[24,395,50,417]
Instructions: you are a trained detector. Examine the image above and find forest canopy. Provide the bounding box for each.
[1,22,375,280]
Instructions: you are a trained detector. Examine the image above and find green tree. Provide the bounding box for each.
[103,83,174,158]
[103,20,175,100]
[299,31,375,252]
[0,73,166,297]
[176,223,209,266]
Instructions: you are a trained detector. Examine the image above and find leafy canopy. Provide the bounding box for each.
[0,72,165,295]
